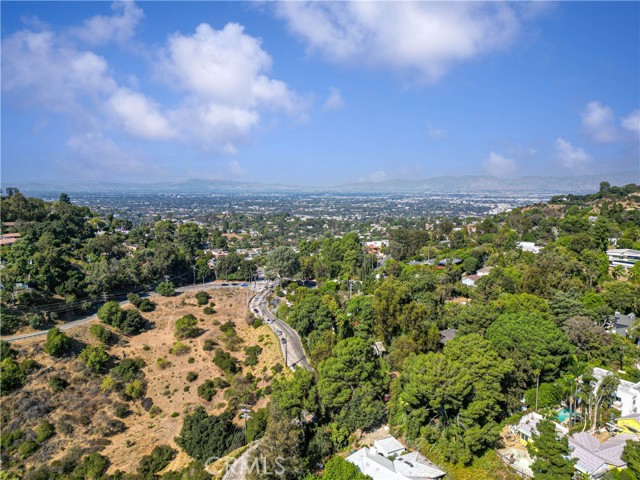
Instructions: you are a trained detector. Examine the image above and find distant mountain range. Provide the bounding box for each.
[4,171,639,195]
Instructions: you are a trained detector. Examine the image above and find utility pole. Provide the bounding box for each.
[192,265,196,285]
[282,337,288,367]
[240,406,252,444]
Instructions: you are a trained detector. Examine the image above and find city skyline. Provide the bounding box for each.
[2,1,639,186]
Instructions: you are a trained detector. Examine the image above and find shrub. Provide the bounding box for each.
[203,339,217,351]
[203,306,216,315]
[195,291,211,306]
[48,376,69,393]
[72,453,109,479]
[18,440,38,458]
[197,380,217,401]
[116,309,146,335]
[186,371,198,382]
[28,314,45,330]
[1,358,24,395]
[0,340,15,359]
[127,293,142,308]
[19,358,40,375]
[89,324,115,344]
[138,298,155,312]
[114,404,131,418]
[212,377,230,389]
[0,314,22,335]
[97,301,122,325]
[271,363,284,375]
[111,358,145,382]
[124,380,145,400]
[149,405,163,418]
[175,407,242,462]
[35,421,55,443]
[175,314,200,339]
[252,318,263,328]
[44,328,71,357]
[157,357,172,369]
[156,281,175,297]
[101,376,116,392]
[244,345,262,367]
[137,445,177,477]
[170,342,191,356]
[213,349,239,375]
[79,344,109,373]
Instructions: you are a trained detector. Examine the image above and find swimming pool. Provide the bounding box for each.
[556,407,571,422]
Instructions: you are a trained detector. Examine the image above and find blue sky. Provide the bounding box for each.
[2,1,639,186]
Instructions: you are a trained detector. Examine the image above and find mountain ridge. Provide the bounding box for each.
[3,171,638,195]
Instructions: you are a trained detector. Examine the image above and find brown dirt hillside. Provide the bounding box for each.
[1,288,286,475]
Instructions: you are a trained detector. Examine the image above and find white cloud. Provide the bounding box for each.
[60,132,145,177]
[555,138,590,169]
[70,1,143,46]
[360,170,387,183]
[426,122,446,140]
[483,152,516,176]
[2,5,309,171]
[322,87,344,112]
[161,23,303,113]
[107,88,175,140]
[621,110,640,133]
[2,29,116,113]
[582,101,619,143]
[157,22,308,151]
[275,2,522,82]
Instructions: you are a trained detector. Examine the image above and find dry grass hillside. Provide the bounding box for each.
[1,288,286,475]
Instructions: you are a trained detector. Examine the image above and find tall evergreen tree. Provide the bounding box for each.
[527,418,576,479]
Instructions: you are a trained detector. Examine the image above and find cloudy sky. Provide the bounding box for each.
[2,1,639,186]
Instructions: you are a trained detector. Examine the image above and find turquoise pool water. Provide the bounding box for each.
[556,407,571,422]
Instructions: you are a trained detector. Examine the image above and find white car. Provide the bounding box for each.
[266,319,273,324]
[276,329,283,336]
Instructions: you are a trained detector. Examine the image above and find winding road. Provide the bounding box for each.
[250,285,313,372]
[2,279,314,373]
[1,280,266,343]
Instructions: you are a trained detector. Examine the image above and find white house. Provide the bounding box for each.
[592,367,640,417]
[461,274,480,287]
[607,249,640,269]
[346,435,446,480]
[374,436,406,457]
[517,242,541,254]
[569,432,638,478]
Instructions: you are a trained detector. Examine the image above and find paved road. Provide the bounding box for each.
[218,441,261,480]
[1,280,269,343]
[249,285,313,372]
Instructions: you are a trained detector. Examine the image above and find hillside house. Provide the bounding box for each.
[346,435,446,480]
[569,432,638,478]
[607,249,640,268]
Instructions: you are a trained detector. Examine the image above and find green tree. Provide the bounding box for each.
[98,300,123,325]
[79,344,110,373]
[486,313,572,389]
[175,314,201,339]
[156,281,175,296]
[621,440,640,479]
[391,334,513,464]
[137,445,177,478]
[527,418,576,479]
[43,327,71,357]
[0,357,24,394]
[194,291,210,306]
[266,246,300,279]
[175,407,242,462]
[317,337,387,411]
